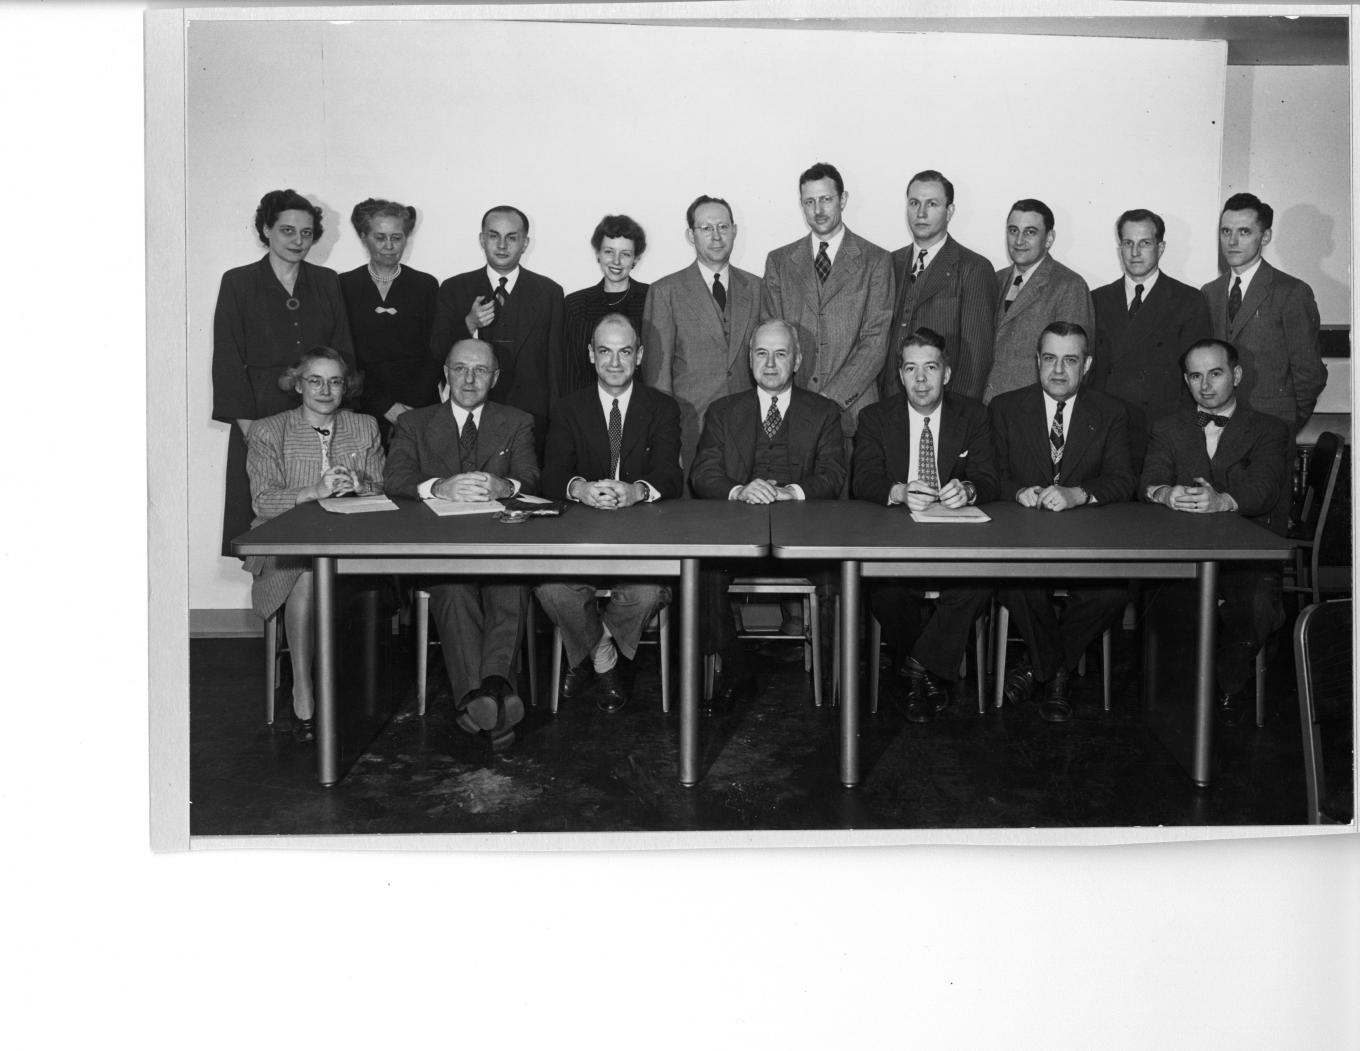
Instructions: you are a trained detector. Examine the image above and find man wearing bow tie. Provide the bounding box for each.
[1140,338,1289,724]
[385,339,540,748]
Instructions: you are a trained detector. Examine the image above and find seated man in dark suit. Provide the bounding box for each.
[989,321,1136,722]
[536,314,684,712]
[1140,338,1289,725]
[854,327,998,722]
[690,318,847,711]
[384,339,539,748]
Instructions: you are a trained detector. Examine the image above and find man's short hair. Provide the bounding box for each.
[1180,338,1240,374]
[1009,198,1055,232]
[799,161,844,196]
[749,318,800,357]
[897,326,947,365]
[907,170,954,206]
[592,312,638,345]
[1036,320,1088,354]
[686,195,733,229]
[1116,208,1166,242]
[481,205,530,236]
[1222,192,1273,231]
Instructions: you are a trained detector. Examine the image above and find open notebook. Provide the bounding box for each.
[909,504,991,524]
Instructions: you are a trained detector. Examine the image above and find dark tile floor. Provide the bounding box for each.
[189,616,1327,836]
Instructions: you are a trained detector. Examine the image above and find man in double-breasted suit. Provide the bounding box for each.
[1141,338,1290,724]
[1091,208,1212,472]
[983,198,1095,404]
[429,205,565,459]
[690,319,847,709]
[1201,192,1327,437]
[641,195,762,478]
[385,339,540,748]
[536,314,684,713]
[878,169,996,401]
[854,327,998,723]
[989,322,1135,722]
[760,161,894,452]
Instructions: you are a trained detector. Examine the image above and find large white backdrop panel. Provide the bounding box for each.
[187,18,1225,609]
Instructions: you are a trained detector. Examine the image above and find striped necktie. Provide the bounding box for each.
[1049,400,1066,483]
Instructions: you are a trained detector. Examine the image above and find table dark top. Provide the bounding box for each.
[770,500,1294,562]
[231,497,772,558]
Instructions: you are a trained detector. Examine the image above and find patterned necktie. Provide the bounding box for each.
[1129,283,1144,318]
[459,412,477,463]
[918,416,939,490]
[1195,410,1230,429]
[1049,400,1066,483]
[1004,273,1022,312]
[910,248,928,284]
[815,241,831,283]
[764,395,782,439]
[1227,275,1242,326]
[494,276,509,310]
[608,398,623,479]
[712,272,727,312]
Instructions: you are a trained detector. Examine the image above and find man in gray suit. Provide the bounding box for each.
[878,169,996,400]
[983,198,1095,403]
[1201,192,1327,436]
[384,339,540,748]
[760,161,894,451]
[641,194,762,476]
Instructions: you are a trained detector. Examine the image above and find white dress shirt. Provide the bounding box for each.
[418,401,521,498]
[1005,254,1047,302]
[729,388,805,501]
[1124,269,1160,310]
[567,383,660,501]
[808,225,847,265]
[886,403,942,506]
[1229,256,1263,298]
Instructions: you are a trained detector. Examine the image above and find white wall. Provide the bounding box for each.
[184,18,1228,611]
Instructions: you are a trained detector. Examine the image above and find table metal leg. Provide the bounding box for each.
[679,557,699,786]
[314,555,339,787]
[840,559,861,787]
[1192,560,1219,787]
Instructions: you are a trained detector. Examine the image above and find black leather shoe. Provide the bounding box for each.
[1218,687,1250,728]
[595,665,631,713]
[483,675,525,734]
[1038,668,1073,723]
[1002,663,1037,706]
[292,717,315,743]
[560,659,595,700]
[454,687,499,735]
[900,657,949,712]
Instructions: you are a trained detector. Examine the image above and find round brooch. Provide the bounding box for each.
[285,297,300,311]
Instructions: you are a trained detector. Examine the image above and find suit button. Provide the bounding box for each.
[811,377,819,384]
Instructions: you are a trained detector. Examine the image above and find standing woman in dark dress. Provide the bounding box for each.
[338,199,440,446]
[562,214,649,394]
[212,189,353,556]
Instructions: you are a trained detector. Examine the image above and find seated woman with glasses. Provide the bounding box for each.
[243,346,385,742]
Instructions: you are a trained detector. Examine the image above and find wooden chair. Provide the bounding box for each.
[711,578,825,707]
[1294,599,1354,824]
[1284,432,1349,606]
[263,611,286,725]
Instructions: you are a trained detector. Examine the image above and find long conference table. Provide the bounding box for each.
[234,497,1291,790]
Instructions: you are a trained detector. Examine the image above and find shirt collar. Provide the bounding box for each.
[486,265,521,293]
[1042,389,1077,418]
[809,225,847,260]
[596,382,634,417]
[696,259,731,285]
[912,232,949,257]
[1124,269,1160,299]
[1231,257,1263,294]
[757,386,791,417]
[1012,254,1047,282]
[449,401,484,430]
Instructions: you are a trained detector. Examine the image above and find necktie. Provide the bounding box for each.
[1004,273,1022,312]
[608,398,622,479]
[815,241,831,283]
[494,276,509,310]
[1129,283,1144,318]
[764,395,782,439]
[1227,275,1242,326]
[1195,410,1230,429]
[918,416,939,490]
[910,248,928,284]
[459,412,477,463]
[712,272,726,311]
[1049,400,1066,483]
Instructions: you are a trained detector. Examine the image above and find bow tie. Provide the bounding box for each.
[1195,411,1230,429]
[374,306,397,315]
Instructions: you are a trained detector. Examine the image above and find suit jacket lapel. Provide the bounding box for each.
[821,231,859,303]
[1060,394,1098,480]
[730,392,761,480]
[936,397,966,475]
[427,404,466,477]
[1007,260,1050,324]
[728,269,758,368]
[912,238,955,309]
[1209,411,1251,478]
[473,404,508,471]
[1231,262,1273,339]
[787,241,820,308]
[685,263,727,348]
[620,386,649,469]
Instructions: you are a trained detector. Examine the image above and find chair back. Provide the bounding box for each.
[1294,431,1344,540]
[1294,598,1354,823]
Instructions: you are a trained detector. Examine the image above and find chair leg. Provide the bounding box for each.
[993,604,1010,709]
[803,595,814,673]
[525,597,539,708]
[809,590,823,709]
[550,627,564,715]
[415,589,429,716]
[868,615,881,715]
[975,611,988,716]
[264,612,278,725]
[1102,627,1113,712]
[659,604,671,714]
[1255,645,1267,728]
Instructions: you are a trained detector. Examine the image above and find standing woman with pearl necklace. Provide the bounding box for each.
[562,214,650,395]
[338,198,440,447]
[212,188,354,558]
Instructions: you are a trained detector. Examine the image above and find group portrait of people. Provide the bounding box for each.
[213,161,1328,751]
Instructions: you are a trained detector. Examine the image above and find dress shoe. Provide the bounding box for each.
[1002,663,1037,707]
[901,658,948,723]
[1038,667,1073,723]
[560,659,595,701]
[1218,687,1250,728]
[484,675,525,734]
[292,717,315,743]
[454,687,499,736]
[595,664,631,713]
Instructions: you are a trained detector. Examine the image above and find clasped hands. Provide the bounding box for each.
[1017,484,1086,512]
[312,465,360,499]
[1160,476,1233,514]
[431,471,513,502]
[573,478,646,510]
[892,479,971,511]
[735,478,798,504]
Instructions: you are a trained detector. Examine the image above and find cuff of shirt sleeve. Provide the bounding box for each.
[787,483,806,501]
[638,480,659,502]
[566,476,586,502]
[418,477,440,499]
[728,486,742,501]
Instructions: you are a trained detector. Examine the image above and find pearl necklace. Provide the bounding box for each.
[369,262,401,286]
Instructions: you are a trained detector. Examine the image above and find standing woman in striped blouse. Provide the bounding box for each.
[562,214,650,394]
[244,347,384,742]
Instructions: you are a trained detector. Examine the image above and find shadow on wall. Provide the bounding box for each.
[1274,203,1351,324]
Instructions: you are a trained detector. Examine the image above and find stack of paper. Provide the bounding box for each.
[320,495,399,514]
